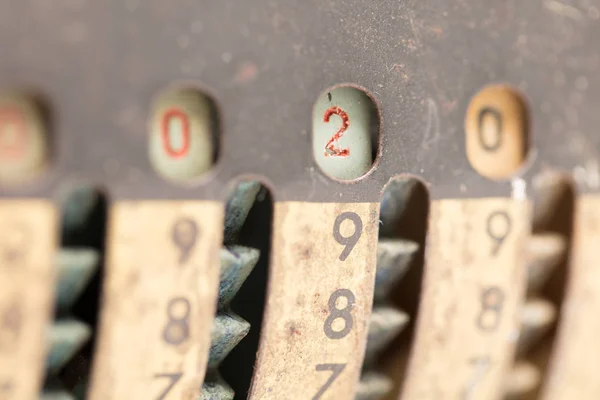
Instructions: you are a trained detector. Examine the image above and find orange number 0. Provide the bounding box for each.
[0,108,28,159]
[161,108,190,159]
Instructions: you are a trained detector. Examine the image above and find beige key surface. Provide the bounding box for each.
[0,200,57,400]
[89,201,223,400]
[541,194,600,400]
[401,198,528,400]
[249,202,379,400]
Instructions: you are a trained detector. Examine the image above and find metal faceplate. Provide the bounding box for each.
[0,0,598,201]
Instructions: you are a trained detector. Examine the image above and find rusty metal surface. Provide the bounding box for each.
[0,0,598,201]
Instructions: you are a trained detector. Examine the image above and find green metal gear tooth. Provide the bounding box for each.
[219,246,260,309]
[378,179,420,238]
[43,185,100,398]
[355,372,393,400]
[200,372,235,400]
[208,312,251,370]
[364,307,409,366]
[40,390,76,400]
[374,239,418,301]
[40,377,75,399]
[202,250,256,395]
[71,380,87,400]
[357,179,421,400]
[57,354,89,400]
[223,180,261,244]
[43,248,97,396]
[42,263,95,398]
[517,298,557,356]
[531,172,569,231]
[55,249,99,312]
[358,307,409,398]
[202,181,261,398]
[525,233,567,294]
[46,319,91,375]
[58,186,99,236]
[505,361,541,400]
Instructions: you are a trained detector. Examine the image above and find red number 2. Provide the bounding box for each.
[0,108,28,159]
[161,108,190,159]
[324,106,350,157]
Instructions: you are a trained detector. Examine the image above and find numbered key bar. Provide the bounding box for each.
[249,202,379,399]
[88,202,223,399]
[0,200,58,399]
[401,199,528,399]
[0,93,57,399]
[541,194,600,399]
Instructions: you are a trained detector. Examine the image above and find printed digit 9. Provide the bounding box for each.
[486,211,511,256]
[171,217,199,265]
[333,212,363,261]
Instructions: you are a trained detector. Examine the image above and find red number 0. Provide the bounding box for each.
[161,108,190,159]
[0,108,28,159]
[324,106,350,157]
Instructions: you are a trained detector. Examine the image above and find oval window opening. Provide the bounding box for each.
[465,85,529,181]
[312,85,380,181]
[0,92,52,186]
[149,87,220,182]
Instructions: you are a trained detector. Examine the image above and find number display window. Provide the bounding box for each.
[0,93,50,186]
[465,85,529,180]
[149,88,219,182]
[312,86,380,181]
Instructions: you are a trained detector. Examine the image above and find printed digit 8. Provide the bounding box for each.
[323,289,355,340]
[476,286,505,332]
[162,297,191,345]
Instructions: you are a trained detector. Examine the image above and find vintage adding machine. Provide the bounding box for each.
[0,1,599,399]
